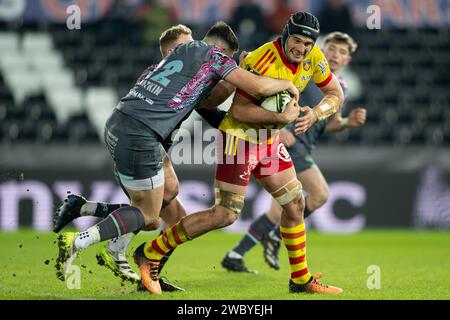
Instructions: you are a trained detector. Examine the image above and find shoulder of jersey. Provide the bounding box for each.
[308,45,323,61]
[246,41,280,74]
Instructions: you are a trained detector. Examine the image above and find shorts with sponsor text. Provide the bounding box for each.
[215,130,293,186]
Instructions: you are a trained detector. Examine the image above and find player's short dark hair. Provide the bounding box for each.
[204,21,239,52]
[323,31,358,54]
[159,24,192,49]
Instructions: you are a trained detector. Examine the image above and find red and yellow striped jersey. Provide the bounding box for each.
[219,37,332,143]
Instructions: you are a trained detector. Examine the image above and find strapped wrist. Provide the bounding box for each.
[341,117,349,129]
[313,96,340,121]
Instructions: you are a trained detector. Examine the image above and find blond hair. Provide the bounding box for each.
[159,24,192,55]
[323,32,358,54]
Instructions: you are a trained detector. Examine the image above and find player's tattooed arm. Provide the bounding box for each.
[230,93,299,125]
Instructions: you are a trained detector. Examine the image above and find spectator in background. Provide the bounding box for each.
[137,0,174,44]
[265,0,295,37]
[102,0,142,45]
[229,0,268,50]
[318,0,354,35]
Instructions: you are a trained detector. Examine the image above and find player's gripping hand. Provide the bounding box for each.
[286,82,300,102]
[294,106,317,135]
[279,128,296,147]
[280,99,300,124]
[239,51,249,67]
[347,107,367,128]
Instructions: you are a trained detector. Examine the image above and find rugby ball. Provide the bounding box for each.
[260,90,292,113]
[259,91,292,129]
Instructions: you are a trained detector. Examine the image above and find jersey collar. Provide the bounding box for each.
[273,37,300,74]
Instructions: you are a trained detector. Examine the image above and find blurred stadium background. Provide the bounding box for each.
[0,0,449,236]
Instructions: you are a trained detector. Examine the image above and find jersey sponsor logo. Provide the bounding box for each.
[318,60,328,75]
[303,60,311,71]
[301,75,312,81]
[240,154,258,181]
[277,144,291,162]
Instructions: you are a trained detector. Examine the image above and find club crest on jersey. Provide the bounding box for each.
[277,144,291,162]
[303,60,311,71]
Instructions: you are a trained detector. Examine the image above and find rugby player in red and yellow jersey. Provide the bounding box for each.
[142,12,345,294]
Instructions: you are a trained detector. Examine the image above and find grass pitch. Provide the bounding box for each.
[0,229,449,300]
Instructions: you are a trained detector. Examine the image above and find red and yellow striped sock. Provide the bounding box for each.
[280,223,312,285]
[144,222,189,260]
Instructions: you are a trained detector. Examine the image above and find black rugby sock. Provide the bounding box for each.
[232,214,276,257]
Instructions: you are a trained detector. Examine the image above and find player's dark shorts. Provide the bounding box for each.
[104,109,164,185]
[215,130,293,186]
[286,141,317,172]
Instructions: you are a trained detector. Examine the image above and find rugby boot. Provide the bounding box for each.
[53,195,86,233]
[133,243,161,295]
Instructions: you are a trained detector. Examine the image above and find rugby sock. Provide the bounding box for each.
[79,201,98,216]
[74,226,101,249]
[157,228,175,273]
[106,232,136,253]
[232,214,276,257]
[280,223,312,285]
[94,203,129,218]
[83,199,169,218]
[144,222,189,260]
[96,206,145,241]
[79,201,129,218]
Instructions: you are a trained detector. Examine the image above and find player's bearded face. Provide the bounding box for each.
[285,35,314,64]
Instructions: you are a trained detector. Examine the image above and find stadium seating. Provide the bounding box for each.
[0,25,448,146]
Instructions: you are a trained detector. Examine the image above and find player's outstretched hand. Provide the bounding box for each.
[294,106,317,135]
[348,107,367,128]
[279,128,296,147]
[280,99,300,124]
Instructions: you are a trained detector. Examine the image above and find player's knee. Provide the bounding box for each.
[213,205,240,227]
[294,194,305,214]
[213,188,244,226]
[163,176,179,203]
[214,188,244,213]
[271,178,303,207]
[142,218,161,231]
